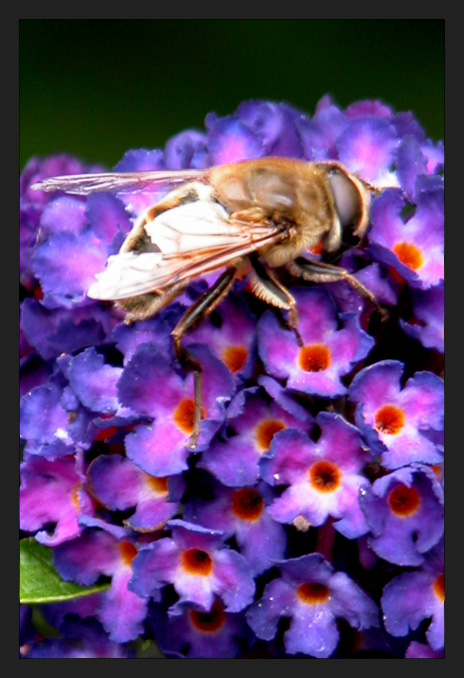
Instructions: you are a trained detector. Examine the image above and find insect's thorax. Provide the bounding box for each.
[209,158,339,267]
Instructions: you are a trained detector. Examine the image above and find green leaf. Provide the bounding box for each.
[135,639,165,658]
[20,538,110,604]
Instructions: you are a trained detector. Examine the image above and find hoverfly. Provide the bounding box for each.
[32,157,381,446]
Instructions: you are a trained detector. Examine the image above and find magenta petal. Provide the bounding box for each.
[129,538,180,599]
[333,477,370,539]
[117,345,184,417]
[399,372,444,430]
[349,360,404,415]
[285,603,338,657]
[246,578,295,641]
[267,482,327,526]
[206,114,264,164]
[32,229,109,308]
[257,311,298,379]
[20,455,92,546]
[88,454,143,510]
[199,435,262,487]
[127,495,179,531]
[125,420,190,476]
[337,116,398,183]
[40,196,88,235]
[67,348,123,414]
[327,313,374,369]
[53,529,119,585]
[316,412,366,472]
[98,566,147,642]
[261,428,315,485]
[210,549,256,612]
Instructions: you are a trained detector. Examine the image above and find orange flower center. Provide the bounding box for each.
[297,582,330,604]
[374,405,405,435]
[299,344,331,372]
[119,540,137,566]
[222,345,248,373]
[388,484,420,516]
[173,398,205,434]
[393,242,424,271]
[145,475,168,494]
[430,464,443,482]
[71,486,81,510]
[433,573,445,601]
[181,548,212,575]
[255,419,286,451]
[189,600,225,632]
[231,488,264,521]
[309,460,341,492]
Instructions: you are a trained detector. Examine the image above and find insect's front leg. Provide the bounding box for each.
[171,266,238,448]
[286,257,383,314]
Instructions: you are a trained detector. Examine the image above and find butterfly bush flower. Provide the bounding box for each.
[20,96,444,657]
[381,538,444,650]
[369,179,444,289]
[400,281,444,353]
[199,385,311,487]
[260,412,371,539]
[118,343,234,476]
[129,519,256,613]
[20,453,94,546]
[359,464,444,566]
[258,287,375,398]
[184,478,287,575]
[53,518,149,642]
[148,599,254,659]
[349,359,444,469]
[183,293,258,381]
[246,553,379,658]
[88,454,185,531]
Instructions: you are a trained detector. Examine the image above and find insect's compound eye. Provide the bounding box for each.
[328,169,361,228]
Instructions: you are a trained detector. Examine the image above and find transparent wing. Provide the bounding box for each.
[87,219,285,300]
[31,169,206,195]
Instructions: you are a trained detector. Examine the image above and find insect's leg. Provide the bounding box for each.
[286,257,381,311]
[247,255,302,345]
[119,281,189,324]
[171,267,238,448]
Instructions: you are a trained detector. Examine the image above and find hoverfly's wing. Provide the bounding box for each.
[144,198,273,256]
[31,169,206,195]
[87,199,284,300]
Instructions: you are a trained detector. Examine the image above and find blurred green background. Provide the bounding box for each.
[20,20,444,170]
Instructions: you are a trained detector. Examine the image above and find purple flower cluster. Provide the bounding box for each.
[20,97,444,658]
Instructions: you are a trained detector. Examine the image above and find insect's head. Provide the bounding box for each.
[323,162,375,242]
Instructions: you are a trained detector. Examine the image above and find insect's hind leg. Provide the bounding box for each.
[171,266,238,448]
[119,281,189,324]
[247,255,302,346]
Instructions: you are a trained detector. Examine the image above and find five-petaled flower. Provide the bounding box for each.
[246,553,379,658]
